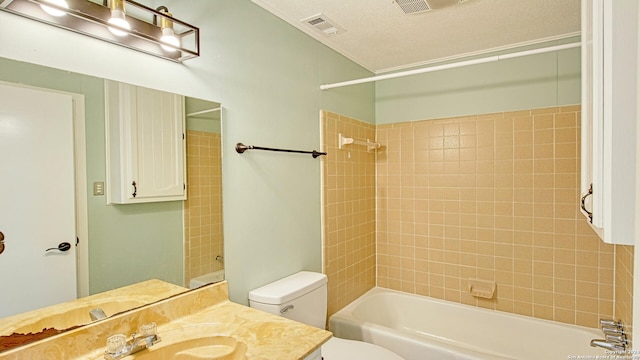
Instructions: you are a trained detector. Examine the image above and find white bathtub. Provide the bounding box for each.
[188,270,225,289]
[329,287,608,360]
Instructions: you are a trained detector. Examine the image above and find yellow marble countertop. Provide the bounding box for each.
[0,279,187,338]
[0,280,332,360]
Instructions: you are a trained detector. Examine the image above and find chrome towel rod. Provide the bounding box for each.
[235,143,327,158]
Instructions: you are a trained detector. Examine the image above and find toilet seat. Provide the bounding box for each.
[321,337,404,360]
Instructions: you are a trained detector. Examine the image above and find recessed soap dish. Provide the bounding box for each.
[467,279,496,299]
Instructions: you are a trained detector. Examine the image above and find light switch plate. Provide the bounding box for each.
[93,181,105,196]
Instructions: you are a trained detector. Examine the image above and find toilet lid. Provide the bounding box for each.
[322,337,404,360]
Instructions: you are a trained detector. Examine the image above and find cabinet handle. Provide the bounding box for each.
[132,181,137,198]
[580,183,593,223]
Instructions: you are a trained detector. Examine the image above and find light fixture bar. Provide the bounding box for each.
[0,0,200,62]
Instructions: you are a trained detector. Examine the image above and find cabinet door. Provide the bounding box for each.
[131,86,186,200]
[105,80,186,204]
[581,0,637,245]
[580,0,605,233]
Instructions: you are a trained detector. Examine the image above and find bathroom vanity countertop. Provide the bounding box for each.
[0,279,187,337]
[0,280,332,359]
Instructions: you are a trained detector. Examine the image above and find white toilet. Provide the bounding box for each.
[248,271,404,360]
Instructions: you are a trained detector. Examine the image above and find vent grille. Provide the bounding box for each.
[301,13,345,36]
[394,0,431,14]
[394,0,465,14]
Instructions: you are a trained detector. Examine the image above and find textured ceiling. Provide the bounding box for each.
[251,0,581,73]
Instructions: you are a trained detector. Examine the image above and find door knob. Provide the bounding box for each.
[0,231,4,255]
[45,242,71,252]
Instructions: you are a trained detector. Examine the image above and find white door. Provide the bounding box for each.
[0,83,77,318]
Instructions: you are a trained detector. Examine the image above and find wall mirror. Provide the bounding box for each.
[0,55,223,350]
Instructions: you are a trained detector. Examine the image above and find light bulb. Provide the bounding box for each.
[160,28,180,51]
[107,9,131,37]
[157,9,180,51]
[40,0,69,17]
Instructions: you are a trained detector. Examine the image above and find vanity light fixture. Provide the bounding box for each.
[0,0,200,62]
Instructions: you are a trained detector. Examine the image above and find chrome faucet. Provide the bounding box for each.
[590,319,628,352]
[104,323,161,360]
[89,308,108,321]
[590,338,626,351]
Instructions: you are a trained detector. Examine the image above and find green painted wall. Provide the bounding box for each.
[210,2,374,303]
[375,37,581,123]
[0,0,374,304]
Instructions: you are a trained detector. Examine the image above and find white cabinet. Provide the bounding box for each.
[580,0,638,245]
[105,80,186,204]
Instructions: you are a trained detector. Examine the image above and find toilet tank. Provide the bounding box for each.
[248,271,327,329]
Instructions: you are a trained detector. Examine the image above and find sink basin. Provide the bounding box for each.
[132,335,247,360]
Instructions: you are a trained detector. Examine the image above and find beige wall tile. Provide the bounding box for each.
[322,112,377,317]
[374,107,622,328]
[184,131,224,286]
[323,107,631,331]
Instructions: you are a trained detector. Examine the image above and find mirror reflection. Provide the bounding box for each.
[0,56,223,349]
[184,97,224,288]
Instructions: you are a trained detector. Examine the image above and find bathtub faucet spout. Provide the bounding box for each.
[591,319,628,352]
[590,338,626,352]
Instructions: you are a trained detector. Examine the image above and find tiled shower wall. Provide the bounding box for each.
[322,111,377,317]
[184,130,224,286]
[376,106,623,328]
[323,107,633,329]
[616,245,634,337]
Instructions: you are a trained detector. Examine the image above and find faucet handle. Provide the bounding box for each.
[602,326,624,336]
[138,322,157,336]
[599,319,622,329]
[106,334,127,354]
[605,334,628,345]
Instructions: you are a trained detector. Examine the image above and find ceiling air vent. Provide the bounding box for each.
[301,13,345,36]
[394,0,465,14]
[394,0,431,14]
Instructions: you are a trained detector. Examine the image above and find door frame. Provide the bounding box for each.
[1,81,89,298]
[71,90,89,298]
